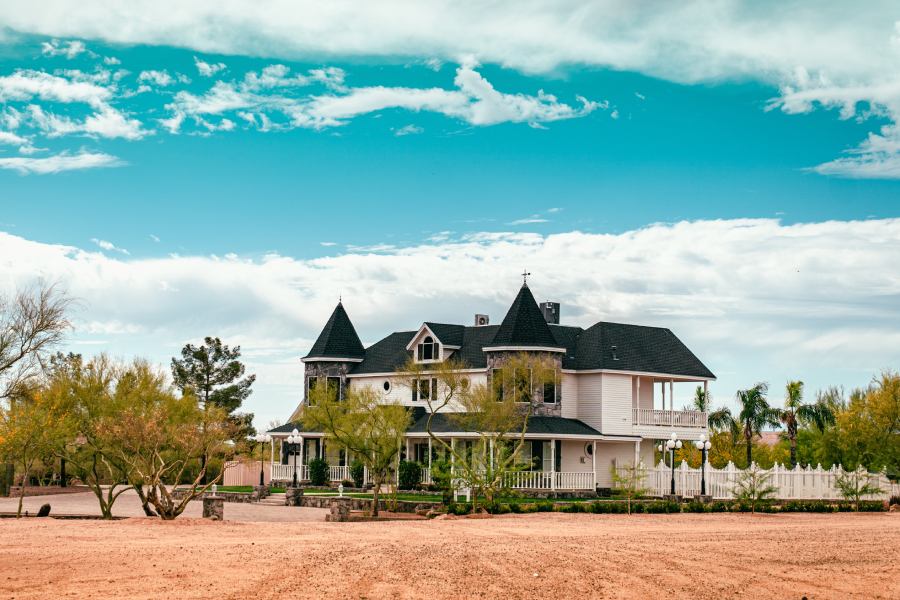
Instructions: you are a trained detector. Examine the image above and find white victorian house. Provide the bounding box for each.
[267,283,715,492]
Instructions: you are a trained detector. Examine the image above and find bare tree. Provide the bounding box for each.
[0,283,71,400]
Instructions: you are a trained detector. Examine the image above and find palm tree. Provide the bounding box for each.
[694,386,740,442]
[735,382,780,466]
[780,381,838,468]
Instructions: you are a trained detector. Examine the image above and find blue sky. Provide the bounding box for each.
[1,2,900,428]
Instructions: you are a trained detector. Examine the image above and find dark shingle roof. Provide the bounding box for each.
[423,322,465,347]
[489,284,560,349]
[269,410,601,437]
[303,302,366,360]
[407,408,600,436]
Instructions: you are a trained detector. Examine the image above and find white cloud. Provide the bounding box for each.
[1,218,899,428]
[40,39,86,59]
[194,57,226,77]
[0,150,122,174]
[90,238,129,254]
[320,241,337,247]
[27,103,148,140]
[138,69,175,87]
[164,62,600,133]
[509,215,549,225]
[393,124,423,136]
[7,3,900,178]
[103,56,121,66]
[0,69,110,107]
[149,234,160,242]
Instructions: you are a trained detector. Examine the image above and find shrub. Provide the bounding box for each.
[398,460,422,490]
[536,500,555,512]
[307,458,329,487]
[447,502,471,515]
[889,495,900,507]
[349,459,365,488]
[685,500,708,513]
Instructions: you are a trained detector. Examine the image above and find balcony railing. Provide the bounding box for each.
[632,408,707,428]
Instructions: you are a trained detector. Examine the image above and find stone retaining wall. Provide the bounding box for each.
[299,495,438,514]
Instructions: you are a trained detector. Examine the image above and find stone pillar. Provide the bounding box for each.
[285,487,304,506]
[203,496,224,521]
[254,484,268,500]
[325,497,353,522]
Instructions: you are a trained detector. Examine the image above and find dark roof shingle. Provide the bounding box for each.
[303,302,366,360]
[489,284,560,349]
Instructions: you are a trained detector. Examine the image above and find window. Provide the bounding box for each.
[543,380,557,404]
[307,377,319,405]
[412,378,437,402]
[417,336,439,362]
[513,367,532,403]
[492,368,505,401]
[326,376,341,401]
[383,380,392,393]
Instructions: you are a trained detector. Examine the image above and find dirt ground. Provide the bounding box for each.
[2,511,898,599]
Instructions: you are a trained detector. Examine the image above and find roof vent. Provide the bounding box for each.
[474,314,490,327]
[611,345,619,360]
[540,302,560,325]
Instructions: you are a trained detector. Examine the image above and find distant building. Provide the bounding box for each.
[268,282,715,491]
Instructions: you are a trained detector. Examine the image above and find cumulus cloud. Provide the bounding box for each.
[1,218,898,426]
[5,2,900,177]
[393,124,423,136]
[163,62,599,133]
[138,69,175,87]
[194,56,226,77]
[40,39,87,59]
[0,150,122,174]
[91,238,129,254]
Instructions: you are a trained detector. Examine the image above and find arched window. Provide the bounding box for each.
[417,335,437,361]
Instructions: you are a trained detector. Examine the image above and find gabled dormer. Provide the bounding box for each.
[405,322,465,363]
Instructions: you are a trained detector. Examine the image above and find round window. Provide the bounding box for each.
[584,443,594,457]
[383,380,391,393]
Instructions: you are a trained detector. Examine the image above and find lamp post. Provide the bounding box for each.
[694,434,712,496]
[665,432,682,495]
[252,433,271,486]
[287,429,301,488]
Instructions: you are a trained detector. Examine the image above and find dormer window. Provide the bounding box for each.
[417,336,439,362]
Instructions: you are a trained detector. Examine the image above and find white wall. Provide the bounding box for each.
[560,440,593,472]
[637,376,654,410]
[349,372,487,412]
[600,373,633,435]
[575,373,603,431]
[593,441,641,487]
[560,373,578,418]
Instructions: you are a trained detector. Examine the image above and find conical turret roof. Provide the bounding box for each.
[489,284,559,348]
[303,302,366,360]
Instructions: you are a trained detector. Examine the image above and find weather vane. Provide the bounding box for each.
[522,269,531,284]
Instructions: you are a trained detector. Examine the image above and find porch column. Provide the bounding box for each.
[634,439,640,466]
[428,437,433,471]
[661,380,665,411]
[270,437,275,473]
[703,381,708,404]
[591,441,597,488]
[489,438,494,471]
[298,436,304,481]
[450,438,456,475]
[670,379,675,424]
[550,439,557,491]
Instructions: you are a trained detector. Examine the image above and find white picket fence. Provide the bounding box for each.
[623,460,897,500]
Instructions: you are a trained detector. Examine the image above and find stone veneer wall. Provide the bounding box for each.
[485,351,563,418]
[303,360,355,406]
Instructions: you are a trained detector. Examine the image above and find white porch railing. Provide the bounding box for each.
[633,408,707,428]
[502,471,594,490]
[330,466,350,482]
[421,468,432,485]
[619,460,897,500]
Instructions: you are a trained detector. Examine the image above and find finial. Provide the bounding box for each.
[338,294,342,304]
[522,269,531,285]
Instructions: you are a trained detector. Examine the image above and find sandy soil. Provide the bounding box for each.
[1,512,898,599]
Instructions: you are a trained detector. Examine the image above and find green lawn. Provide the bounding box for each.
[199,486,286,494]
[302,492,602,503]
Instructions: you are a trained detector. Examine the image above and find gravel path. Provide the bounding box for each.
[1,512,897,599]
[0,488,326,522]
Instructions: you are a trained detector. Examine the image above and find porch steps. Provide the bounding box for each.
[259,492,286,506]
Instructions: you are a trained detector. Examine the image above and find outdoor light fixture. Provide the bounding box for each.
[664,432,682,495]
[286,428,301,488]
[252,433,272,487]
[694,434,712,496]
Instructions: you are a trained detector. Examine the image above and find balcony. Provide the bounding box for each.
[632,408,707,428]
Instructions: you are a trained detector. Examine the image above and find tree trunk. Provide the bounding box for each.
[790,435,797,468]
[371,475,380,517]
[745,427,753,466]
[133,484,157,517]
[16,467,28,518]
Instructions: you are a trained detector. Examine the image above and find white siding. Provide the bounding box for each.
[637,376,654,410]
[349,373,487,412]
[601,373,633,435]
[575,373,603,432]
[560,440,593,472]
[594,441,641,487]
[560,373,578,418]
